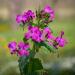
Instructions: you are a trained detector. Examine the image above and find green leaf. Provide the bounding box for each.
[25,58,43,75]
[31,58,43,71]
[19,57,43,75]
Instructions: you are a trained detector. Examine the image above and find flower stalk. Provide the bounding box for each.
[8,5,67,75]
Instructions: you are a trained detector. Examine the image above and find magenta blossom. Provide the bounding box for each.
[8,41,30,56]
[43,27,52,35]
[25,10,35,19]
[22,15,27,23]
[44,5,53,13]
[55,37,67,47]
[16,15,22,23]
[24,32,31,40]
[30,26,39,33]
[54,31,67,48]
[16,14,27,24]
[18,42,30,50]
[44,5,55,21]
[28,25,33,30]
[24,26,43,42]
[48,37,67,49]
[16,10,35,24]
[23,10,35,22]
[32,33,42,42]
[8,41,17,54]
[48,31,67,49]
[18,49,29,56]
[42,27,53,40]
[29,26,43,42]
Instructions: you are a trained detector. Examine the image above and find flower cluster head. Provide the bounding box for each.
[16,10,35,24]
[8,41,30,57]
[52,31,67,49]
[25,25,54,42]
[40,5,55,22]
[44,5,55,21]
[35,5,55,25]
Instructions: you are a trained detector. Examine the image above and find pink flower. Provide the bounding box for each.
[47,34,55,40]
[25,10,35,19]
[32,33,41,42]
[30,26,39,33]
[48,31,67,49]
[18,42,30,56]
[55,37,67,47]
[54,31,67,48]
[23,10,35,22]
[18,49,29,56]
[44,5,55,21]
[25,26,43,42]
[16,10,35,24]
[8,41,17,54]
[30,26,43,42]
[44,5,53,13]
[28,25,32,30]
[18,42,30,50]
[42,27,52,40]
[22,15,27,22]
[16,15,22,23]
[24,32,31,40]
[43,27,52,35]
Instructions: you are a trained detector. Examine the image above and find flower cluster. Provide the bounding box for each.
[48,31,67,49]
[35,5,55,25]
[24,25,67,49]
[8,41,30,56]
[8,5,67,57]
[41,5,55,22]
[25,25,52,42]
[16,10,35,24]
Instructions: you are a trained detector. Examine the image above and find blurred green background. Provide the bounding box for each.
[0,0,75,75]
